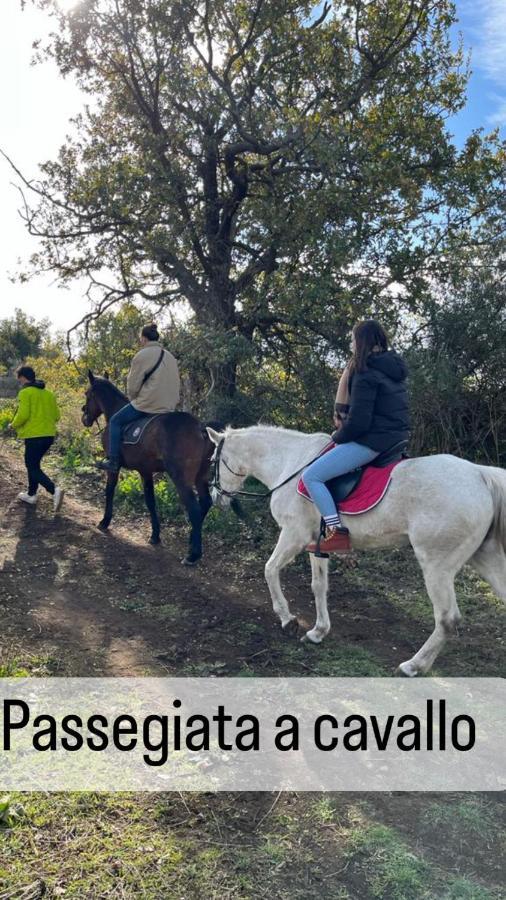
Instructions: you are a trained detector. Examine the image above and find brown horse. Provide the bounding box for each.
[82,371,214,565]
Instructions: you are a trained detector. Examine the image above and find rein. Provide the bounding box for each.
[211,437,327,501]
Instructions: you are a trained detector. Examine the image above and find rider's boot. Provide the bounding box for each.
[96,457,120,474]
[306,515,351,555]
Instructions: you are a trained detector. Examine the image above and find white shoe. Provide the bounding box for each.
[53,486,65,513]
[18,492,37,505]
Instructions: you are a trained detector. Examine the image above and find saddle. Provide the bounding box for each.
[325,440,409,505]
[122,414,162,445]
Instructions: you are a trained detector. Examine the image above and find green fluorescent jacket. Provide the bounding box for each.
[11,383,61,439]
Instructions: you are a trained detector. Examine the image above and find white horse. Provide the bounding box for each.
[207,424,506,675]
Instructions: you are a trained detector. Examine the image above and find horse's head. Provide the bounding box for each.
[207,427,248,508]
[82,369,107,427]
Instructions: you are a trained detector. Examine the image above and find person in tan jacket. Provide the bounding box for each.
[97,323,180,473]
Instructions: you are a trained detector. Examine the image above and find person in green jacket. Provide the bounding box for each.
[10,365,64,511]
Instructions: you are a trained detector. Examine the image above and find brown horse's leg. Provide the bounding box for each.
[98,470,119,531]
[142,474,161,545]
[195,464,213,523]
[169,474,203,565]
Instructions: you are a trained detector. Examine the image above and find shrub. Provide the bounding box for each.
[0,402,16,434]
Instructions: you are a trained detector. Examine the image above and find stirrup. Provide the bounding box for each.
[314,519,329,559]
[96,458,120,473]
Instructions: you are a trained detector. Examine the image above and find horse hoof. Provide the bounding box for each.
[97,521,109,532]
[181,555,199,567]
[396,661,419,678]
[301,628,325,644]
[282,618,301,638]
[149,536,161,546]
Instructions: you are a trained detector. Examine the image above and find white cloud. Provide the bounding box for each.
[458,0,506,126]
[473,0,506,83]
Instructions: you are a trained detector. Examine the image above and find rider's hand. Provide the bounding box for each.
[333,415,342,431]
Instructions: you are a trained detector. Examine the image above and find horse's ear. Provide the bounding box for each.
[88,369,95,385]
[103,371,110,380]
[206,427,223,446]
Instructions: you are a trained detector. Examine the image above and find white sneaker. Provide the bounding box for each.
[18,492,37,505]
[53,486,65,513]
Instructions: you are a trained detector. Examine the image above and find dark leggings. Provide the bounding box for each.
[24,437,55,496]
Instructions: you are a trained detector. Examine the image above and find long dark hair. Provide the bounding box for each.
[351,320,388,374]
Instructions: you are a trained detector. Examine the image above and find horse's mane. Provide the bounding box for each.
[224,423,329,440]
[93,376,128,403]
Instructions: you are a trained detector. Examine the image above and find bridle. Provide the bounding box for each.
[210,437,328,501]
[82,395,106,438]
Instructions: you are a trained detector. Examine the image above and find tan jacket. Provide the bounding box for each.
[127,342,180,413]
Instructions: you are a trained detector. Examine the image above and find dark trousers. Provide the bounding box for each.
[24,437,55,496]
[109,403,147,459]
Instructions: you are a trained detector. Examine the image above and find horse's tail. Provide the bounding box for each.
[479,466,506,552]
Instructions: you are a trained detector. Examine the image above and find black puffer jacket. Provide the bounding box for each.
[333,351,410,452]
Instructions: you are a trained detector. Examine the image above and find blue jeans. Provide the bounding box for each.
[303,442,379,518]
[109,403,146,459]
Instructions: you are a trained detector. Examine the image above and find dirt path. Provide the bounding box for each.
[1,446,297,676]
[1,445,504,679]
[2,446,505,900]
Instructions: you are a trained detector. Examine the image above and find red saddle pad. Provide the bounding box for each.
[297,450,402,516]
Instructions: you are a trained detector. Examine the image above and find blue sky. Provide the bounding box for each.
[0,0,504,332]
[449,0,506,144]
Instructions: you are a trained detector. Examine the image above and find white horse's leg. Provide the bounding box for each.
[470,538,506,601]
[264,528,305,630]
[305,554,330,643]
[399,509,492,676]
[398,564,461,676]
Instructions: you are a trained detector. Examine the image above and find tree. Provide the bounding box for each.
[12,0,506,418]
[407,245,506,465]
[0,309,48,373]
[79,302,148,386]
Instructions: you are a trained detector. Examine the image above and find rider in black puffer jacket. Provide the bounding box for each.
[304,319,410,555]
[333,350,410,453]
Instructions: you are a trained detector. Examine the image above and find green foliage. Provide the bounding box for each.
[81,302,148,388]
[0,309,48,374]
[0,798,12,828]
[60,430,96,472]
[114,470,239,539]
[0,653,63,678]
[0,662,30,678]
[21,0,506,420]
[0,402,16,434]
[115,471,182,519]
[407,263,506,464]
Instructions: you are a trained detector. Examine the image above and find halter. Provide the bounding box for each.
[210,437,327,501]
[83,392,106,438]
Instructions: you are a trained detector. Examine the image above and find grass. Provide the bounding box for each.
[0,654,62,678]
[344,822,502,900]
[421,798,497,842]
[1,792,503,899]
[0,795,184,897]
[1,447,505,898]
[347,824,431,899]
